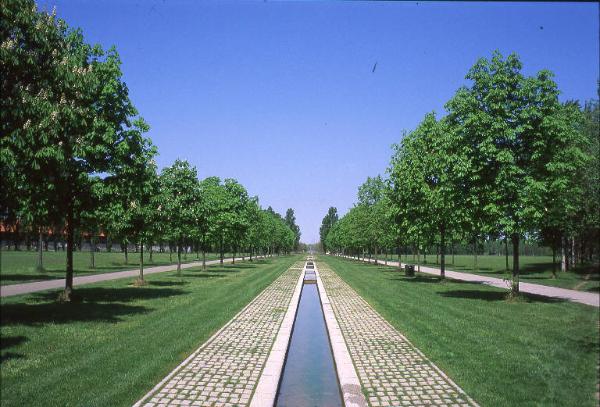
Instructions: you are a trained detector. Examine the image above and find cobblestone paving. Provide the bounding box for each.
[137,262,304,407]
[318,262,478,407]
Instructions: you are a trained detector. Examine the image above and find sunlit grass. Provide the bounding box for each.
[0,250,245,285]
[322,255,599,406]
[0,255,299,406]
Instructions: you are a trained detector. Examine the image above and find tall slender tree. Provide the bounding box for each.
[319,207,338,253]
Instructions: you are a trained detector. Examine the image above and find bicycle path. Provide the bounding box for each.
[0,256,266,298]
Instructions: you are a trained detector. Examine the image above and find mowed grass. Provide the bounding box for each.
[370,254,599,292]
[321,255,599,407]
[0,255,299,407]
[0,250,241,286]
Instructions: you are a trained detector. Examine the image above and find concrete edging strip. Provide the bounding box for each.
[315,262,368,407]
[249,265,305,407]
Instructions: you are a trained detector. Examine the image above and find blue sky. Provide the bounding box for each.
[38,1,599,243]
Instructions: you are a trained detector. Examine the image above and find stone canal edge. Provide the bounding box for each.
[133,257,478,406]
[133,261,304,407]
[317,259,479,407]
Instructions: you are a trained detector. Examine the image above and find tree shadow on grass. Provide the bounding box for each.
[247,259,269,264]
[1,301,150,326]
[387,274,474,285]
[439,289,566,303]
[0,336,27,364]
[198,267,242,274]
[179,273,226,279]
[586,286,599,293]
[148,280,189,287]
[0,286,186,327]
[0,287,185,326]
[225,264,258,269]
[389,275,444,284]
[32,286,185,303]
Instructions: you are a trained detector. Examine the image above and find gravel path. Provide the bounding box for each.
[318,261,478,407]
[133,261,304,407]
[342,256,599,307]
[0,256,266,298]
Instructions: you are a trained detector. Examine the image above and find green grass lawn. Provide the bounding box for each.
[0,250,246,286]
[0,255,299,406]
[367,253,599,292]
[321,255,599,406]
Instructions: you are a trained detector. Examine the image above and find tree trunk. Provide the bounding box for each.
[416,244,421,272]
[13,224,20,251]
[202,249,207,270]
[451,242,455,265]
[504,237,509,271]
[440,227,446,279]
[571,238,576,267]
[177,244,182,275]
[561,238,567,272]
[139,241,144,282]
[37,231,44,272]
[220,239,224,265]
[473,238,478,271]
[511,234,520,295]
[374,246,378,265]
[232,248,236,264]
[149,243,153,262]
[551,246,557,278]
[90,236,95,269]
[124,245,128,264]
[64,203,75,300]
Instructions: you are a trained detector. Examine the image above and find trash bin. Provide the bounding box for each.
[404,264,415,277]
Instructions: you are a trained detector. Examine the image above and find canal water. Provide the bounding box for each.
[275,277,342,407]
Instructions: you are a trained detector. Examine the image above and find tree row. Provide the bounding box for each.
[321,51,599,295]
[1,1,300,299]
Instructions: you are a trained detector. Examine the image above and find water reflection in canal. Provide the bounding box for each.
[275,280,342,407]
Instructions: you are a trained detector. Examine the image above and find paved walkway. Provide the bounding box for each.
[0,256,266,298]
[133,261,304,407]
[342,256,600,307]
[318,261,478,407]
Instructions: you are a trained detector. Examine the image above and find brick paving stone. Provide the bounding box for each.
[317,262,478,407]
[135,261,304,407]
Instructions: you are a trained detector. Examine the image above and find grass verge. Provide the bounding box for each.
[321,255,599,407]
[0,250,245,286]
[0,255,299,406]
[364,254,599,292]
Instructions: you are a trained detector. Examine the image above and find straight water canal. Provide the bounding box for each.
[275,263,343,407]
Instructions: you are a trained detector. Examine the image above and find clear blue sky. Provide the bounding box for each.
[38,0,599,243]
